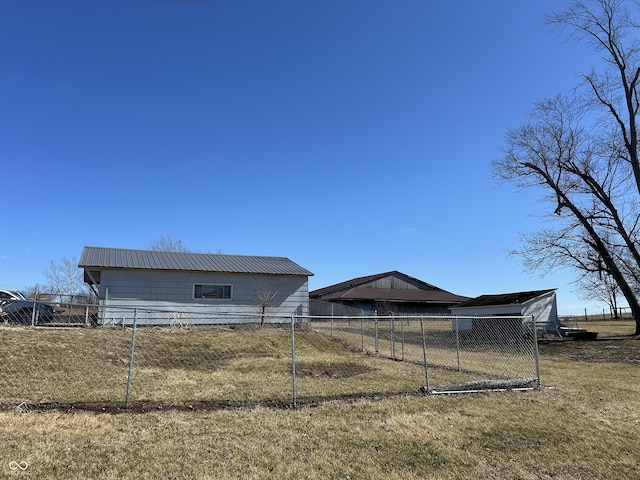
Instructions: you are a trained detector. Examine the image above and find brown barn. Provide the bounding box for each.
[309,271,469,316]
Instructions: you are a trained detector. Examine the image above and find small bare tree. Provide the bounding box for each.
[23,284,47,300]
[255,284,278,328]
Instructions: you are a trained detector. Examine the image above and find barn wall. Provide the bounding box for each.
[363,275,423,290]
[96,269,309,325]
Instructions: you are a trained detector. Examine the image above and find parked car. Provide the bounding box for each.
[0,290,56,324]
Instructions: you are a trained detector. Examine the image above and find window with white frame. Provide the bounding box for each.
[193,284,232,300]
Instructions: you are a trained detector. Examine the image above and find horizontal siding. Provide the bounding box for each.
[98,270,308,325]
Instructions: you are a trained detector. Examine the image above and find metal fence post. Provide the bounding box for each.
[454,316,461,372]
[31,299,37,327]
[124,308,138,409]
[401,316,405,361]
[374,311,379,356]
[31,287,38,327]
[420,316,430,393]
[291,313,297,408]
[390,313,395,359]
[532,315,541,388]
[360,315,365,352]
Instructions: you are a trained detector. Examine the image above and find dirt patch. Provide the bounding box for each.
[296,362,376,379]
[538,337,640,364]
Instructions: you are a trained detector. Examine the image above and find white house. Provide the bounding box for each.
[79,246,313,325]
[449,289,560,336]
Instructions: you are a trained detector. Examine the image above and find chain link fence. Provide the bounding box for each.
[0,304,540,411]
[0,297,97,327]
[309,315,540,394]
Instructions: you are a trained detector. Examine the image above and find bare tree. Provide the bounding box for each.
[548,0,640,194]
[494,0,640,334]
[43,256,91,303]
[23,283,47,300]
[150,235,190,253]
[255,284,278,328]
[375,300,394,316]
[573,270,622,317]
[496,94,640,332]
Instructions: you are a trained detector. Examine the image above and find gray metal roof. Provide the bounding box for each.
[318,287,469,304]
[79,246,313,276]
[453,289,556,308]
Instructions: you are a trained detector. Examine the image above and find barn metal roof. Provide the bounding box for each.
[309,271,469,304]
[310,271,441,298]
[79,246,313,276]
[318,287,469,304]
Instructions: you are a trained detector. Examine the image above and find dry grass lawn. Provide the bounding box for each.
[0,319,639,479]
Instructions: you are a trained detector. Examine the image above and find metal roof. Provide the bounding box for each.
[453,289,556,309]
[79,246,313,276]
[309,271,441,298]
[319,287,469,304]
[309,271,469,305]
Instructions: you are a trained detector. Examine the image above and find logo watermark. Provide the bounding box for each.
[9,461,29,474]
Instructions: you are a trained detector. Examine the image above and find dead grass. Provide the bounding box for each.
[0,326,469,409]
[561,315,637,336]
[0,321,639,479]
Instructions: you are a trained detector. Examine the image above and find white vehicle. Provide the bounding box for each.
[0,289,27,304]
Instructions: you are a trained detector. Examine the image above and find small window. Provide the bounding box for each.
[194,284,232,300]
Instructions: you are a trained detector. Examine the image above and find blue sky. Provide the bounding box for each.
[1,0,609,315]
